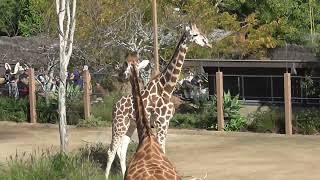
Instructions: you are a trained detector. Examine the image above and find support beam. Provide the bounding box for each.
[152,0,159,75]
[28,68,37,123]
[284,72,292,135]
[83,69,91,120]
[216,71,224,131]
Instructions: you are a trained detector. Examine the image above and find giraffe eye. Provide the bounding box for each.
[193,34,198,37]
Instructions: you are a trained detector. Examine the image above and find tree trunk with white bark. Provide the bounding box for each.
[56,0,77,153]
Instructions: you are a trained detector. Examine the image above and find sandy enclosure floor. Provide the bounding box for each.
[0,121,319,180]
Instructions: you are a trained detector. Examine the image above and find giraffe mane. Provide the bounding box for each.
[161,31,187,73]
[130,64,153,142]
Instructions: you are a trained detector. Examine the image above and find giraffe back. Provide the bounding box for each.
[126,64,181,180]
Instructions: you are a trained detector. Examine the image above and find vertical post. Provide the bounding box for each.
[216,71,224,131]
[152,0,159,75]
[28,68,37,123]
[284,73,292,135]
[83,70,91,120]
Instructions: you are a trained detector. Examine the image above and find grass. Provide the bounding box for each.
[0,143,138,180]
[92,92,123,121]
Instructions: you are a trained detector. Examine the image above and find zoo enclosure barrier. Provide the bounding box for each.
[10,69,320,136]
[210,72,320,135]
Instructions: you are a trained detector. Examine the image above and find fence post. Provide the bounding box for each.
[216,71,224,131]
[28,68,37,123]
[83,70,91,120]
[284,72,292,135]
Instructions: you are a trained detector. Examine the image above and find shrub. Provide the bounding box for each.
[0,143,138,180]
[294,108,320,135]
[78,142,138,176]
[170,113,199,129]
[247,108,285,133]
[0,96,29,122]
[77,115,108,128]
[91,92,123,122]
[0,150,105,180]
[171,91,247,131]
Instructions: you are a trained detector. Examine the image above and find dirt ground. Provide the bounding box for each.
[0,121,320,180]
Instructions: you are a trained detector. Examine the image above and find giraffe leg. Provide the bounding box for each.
[105,136,121,179]
[155,103,175,153]
[106,119,131,179]
[116,120,136,177]
[116,135,130,177]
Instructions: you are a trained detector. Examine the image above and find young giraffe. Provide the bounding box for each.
[125,55,181,180]
[105,23,211,178]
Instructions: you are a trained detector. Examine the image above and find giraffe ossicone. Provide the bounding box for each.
[105,23,211,179]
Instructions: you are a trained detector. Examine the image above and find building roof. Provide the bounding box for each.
[184,59,320,68]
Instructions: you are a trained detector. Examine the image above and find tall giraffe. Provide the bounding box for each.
[125,54,181,180]
[105,23,211,178]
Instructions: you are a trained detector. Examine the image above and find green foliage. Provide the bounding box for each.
[0,144,134,180]
[170,113,199,129]
[19,0,45,37]
[77,115,108,128]
[0,0,53,36]
[247,108,284,133]
[91,92,123,122]
[172,91,247,131]
[0,96,28,122]
[294,108,320,135]
[78,142,138,176]
[36,97,59,124]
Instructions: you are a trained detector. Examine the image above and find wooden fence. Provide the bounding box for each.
[25,69,295,135]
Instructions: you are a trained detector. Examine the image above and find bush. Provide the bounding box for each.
[0,96,29,122]
[171,91,247,131]
[78,142,138,176]
[77,116,108,128]
[91,92,123,122]
[0,150,105,180]
[0,143,138,180]
[294,108,320,135]
[247,108,285,133]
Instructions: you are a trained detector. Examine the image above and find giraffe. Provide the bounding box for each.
[125,54,181,180]
[105,23,211,178]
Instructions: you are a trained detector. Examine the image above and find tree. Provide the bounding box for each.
[55,0,77,153]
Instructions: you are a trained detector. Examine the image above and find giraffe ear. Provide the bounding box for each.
[191,23,198,31]
[12,62,20,74]
[5,63,11,71]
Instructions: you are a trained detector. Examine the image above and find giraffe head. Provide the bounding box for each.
[123,52,139,79]
[185,23,212,48]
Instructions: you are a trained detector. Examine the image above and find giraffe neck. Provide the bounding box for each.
[130,64,152,144]
[160,32,188,96]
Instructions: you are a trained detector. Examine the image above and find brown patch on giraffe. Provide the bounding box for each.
[149,85,156,94]
[151,95,158,102]
[120,98,126,104]
[161,107,166,116]
[164,85,173,93]
[173,69,180,75]
[164,72,171,82]
[123,108,129,114]
[176,61,183,68]
[160,77,165,86]
[158,117,165,123]
[171,76,178,82]
[142,91,149,98]
[156,99,163,107]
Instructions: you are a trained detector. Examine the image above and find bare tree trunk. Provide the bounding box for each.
[56,0,77,154]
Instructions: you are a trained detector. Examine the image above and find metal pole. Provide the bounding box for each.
[152,0,159,75]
